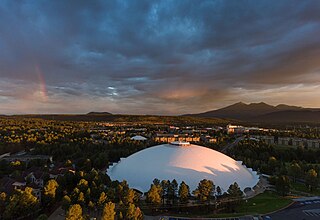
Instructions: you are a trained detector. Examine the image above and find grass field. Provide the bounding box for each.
[236,191,292,214]
[208,191,292,218]
[212,191,292,217]
[164,191,293,218]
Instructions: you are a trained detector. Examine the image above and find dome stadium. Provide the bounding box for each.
[107,141,259,192]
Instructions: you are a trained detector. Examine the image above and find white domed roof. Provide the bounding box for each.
[107,142,259,192]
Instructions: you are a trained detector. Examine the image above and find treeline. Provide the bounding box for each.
[145,178,244,214]
[0,168,143,220]
[3,115,230,125]
[229,140,320,195]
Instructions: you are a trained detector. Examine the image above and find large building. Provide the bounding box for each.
[107,142,259,193]
[154,134,200,143]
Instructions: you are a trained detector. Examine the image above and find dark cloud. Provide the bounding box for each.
[0,0,320,114]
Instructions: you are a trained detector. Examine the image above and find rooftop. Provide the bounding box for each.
[170,141,191,146]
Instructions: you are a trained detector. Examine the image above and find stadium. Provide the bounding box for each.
[107,141,259,193]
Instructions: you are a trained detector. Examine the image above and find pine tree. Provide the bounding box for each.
[193,179,215,203]
[178,181,190,203]
[102,202,116,220]
[78,192,85,205]
[98,191,108,208]
[146,184,161,206]
[216,186,222,197]
[124,188,135,205]
[227,182,243,198]
[126,203,136,220]
[88,201,95,211]
[66,204,83,220]
[305,169,318,191]
[118,211,123,220]
[126,203,143,220]
[160,180,169,205]
[171,179,178,204]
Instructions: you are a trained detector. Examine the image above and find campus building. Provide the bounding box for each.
[107,142,259,192]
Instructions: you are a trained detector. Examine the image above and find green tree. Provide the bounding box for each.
[160,180,169,205]
[78,192,85,205]
[216,186,222,197]
[124,188,136,205]
[77,179,89,192]
[227,182,243,199]
[88,200,95,211]
[61,195,71,213]
[0,192,7,218]
[226,182,243,212]
[66,204,83,220]
[3,187,39,219]
[65,159,72,167]
[288,162,302,182]
[168,179,178,204]
[146,184,161,206]
[98,191,108,209]
[305,169,318,191]
[268,156,278,173]
[275,175,290,196]
[118,211,123,220]
[193,179,215,203]
[43,179,59,204]
[178,181,190,203]
[117,180,129,202]
[102,202,116,220]
[126,203,143,220]
[85,188,91,202]
[153,178,160,186]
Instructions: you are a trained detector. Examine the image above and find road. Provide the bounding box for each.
[221,136,244,153]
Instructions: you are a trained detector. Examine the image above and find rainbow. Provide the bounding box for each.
[35,64,48,101]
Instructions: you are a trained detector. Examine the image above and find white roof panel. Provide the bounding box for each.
[107,143,259,192]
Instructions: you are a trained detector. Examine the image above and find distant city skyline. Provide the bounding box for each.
[1,0,320,115]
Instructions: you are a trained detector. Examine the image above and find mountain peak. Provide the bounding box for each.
[183,102,318,122]
[275,104,303,111]
[249,102,270,106]
[234,101,246,105]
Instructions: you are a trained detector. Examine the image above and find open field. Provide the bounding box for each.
[210,191,292,218]
[154,191,292,218]
[236,191,292,214]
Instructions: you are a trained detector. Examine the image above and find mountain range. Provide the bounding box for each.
[87,112,112,115]
[184,102,320,123]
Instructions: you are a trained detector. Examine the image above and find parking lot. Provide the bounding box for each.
[268,198,320,220]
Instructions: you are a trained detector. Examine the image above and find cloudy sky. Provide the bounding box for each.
[1,0,320,115]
